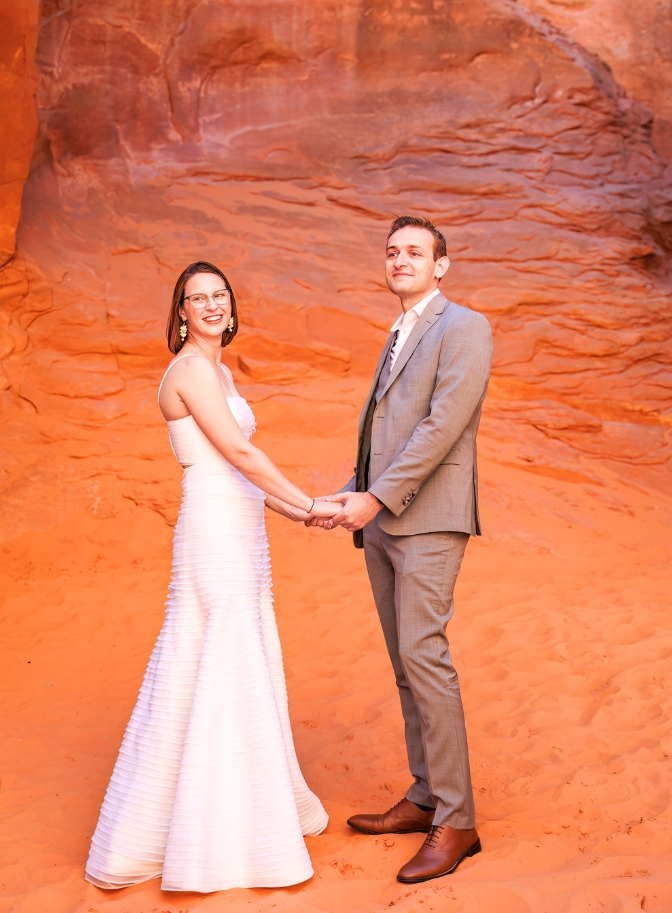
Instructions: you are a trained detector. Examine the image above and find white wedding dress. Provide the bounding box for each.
[85,356,328,893]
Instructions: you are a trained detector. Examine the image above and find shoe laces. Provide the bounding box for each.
[424,825,445,849]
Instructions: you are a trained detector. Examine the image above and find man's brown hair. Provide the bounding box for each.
[387,215,447,261]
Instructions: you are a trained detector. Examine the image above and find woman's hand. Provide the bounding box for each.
[265,495,343,523]
[310,499,344,520]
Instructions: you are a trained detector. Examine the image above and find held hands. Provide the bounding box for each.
[264,494,344,523]
[309,499,344,522]
[304,502,335,529]
[304,492,384,532]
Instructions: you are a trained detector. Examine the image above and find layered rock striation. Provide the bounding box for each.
[1,0,671,523]
[0,1,39,269]
[520,0,672,161]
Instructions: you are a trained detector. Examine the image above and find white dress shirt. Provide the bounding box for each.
[388,288,440,369]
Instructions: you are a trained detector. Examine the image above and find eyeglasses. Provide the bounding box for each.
[182,289,230,309]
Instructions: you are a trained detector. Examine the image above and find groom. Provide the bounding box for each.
[311,216,492,883]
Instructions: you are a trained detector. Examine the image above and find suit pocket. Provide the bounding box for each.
[372,413,385,454]
[440,446,462,465]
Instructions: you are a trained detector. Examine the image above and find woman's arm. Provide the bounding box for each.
[265,495,306,521]
[173,358,339,518]
[265,494,343,521]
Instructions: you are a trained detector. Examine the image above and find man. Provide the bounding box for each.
[309,215,492,883]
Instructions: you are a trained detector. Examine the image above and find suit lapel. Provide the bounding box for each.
[377,292,448,401]
[357,331,396,437]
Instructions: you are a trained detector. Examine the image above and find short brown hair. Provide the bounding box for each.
[166,261,239,354]
[387,215,447,261]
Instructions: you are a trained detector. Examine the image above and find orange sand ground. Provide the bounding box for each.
[2,378,671,913]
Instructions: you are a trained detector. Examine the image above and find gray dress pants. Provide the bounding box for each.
[363,517,475,829]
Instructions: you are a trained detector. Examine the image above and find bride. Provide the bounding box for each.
[85,261,340,893]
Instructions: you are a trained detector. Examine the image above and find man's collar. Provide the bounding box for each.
[390,287,441,332]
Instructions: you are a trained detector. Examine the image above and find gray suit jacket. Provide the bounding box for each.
[344,292,492,548]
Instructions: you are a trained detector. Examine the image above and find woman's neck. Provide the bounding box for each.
[181,337,222,364]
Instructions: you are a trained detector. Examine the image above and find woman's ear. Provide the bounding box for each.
[178,307,186,322]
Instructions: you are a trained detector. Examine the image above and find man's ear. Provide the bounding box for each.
[435,256,450,280]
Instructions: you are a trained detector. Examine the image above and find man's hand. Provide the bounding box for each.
[304,516,334,529]
[325,491,384,531]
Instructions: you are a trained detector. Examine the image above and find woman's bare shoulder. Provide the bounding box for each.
[168,354,220,382]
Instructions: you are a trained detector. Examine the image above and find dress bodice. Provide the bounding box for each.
[158,355,257,469]
[167,397,257,466]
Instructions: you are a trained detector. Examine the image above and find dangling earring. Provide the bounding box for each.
[227,317,235,332]
[179,320,187,342]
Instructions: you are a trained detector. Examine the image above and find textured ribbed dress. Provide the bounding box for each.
[85,357,328,892]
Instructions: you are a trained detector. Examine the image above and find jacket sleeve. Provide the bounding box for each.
[337,475,357,494]
[368,311,492,517]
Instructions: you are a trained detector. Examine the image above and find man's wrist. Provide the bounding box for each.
[366,491,384,512]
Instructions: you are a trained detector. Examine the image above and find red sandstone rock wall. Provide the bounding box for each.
[0,0,39,395]
[520,0,672,160]
[0,1,38,269]
[1,0,671,531]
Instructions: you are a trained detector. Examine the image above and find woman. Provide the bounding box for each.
[85,261,340,893]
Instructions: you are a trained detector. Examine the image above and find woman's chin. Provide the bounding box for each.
[192,327,225,344]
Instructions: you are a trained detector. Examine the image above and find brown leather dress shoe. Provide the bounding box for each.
[397,825,481,883]
[347,798,435,835]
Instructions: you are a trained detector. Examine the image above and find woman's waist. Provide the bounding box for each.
[180,460,265,497]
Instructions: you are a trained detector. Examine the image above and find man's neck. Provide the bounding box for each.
[398,284,439,313]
